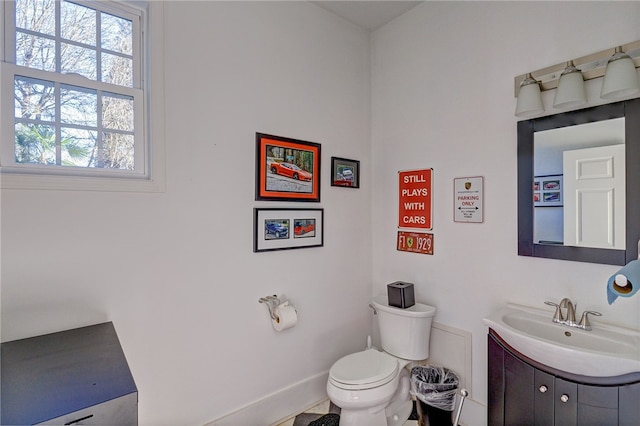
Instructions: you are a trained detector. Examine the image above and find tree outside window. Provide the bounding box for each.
[7,0,142,172]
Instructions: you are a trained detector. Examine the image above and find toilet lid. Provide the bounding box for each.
[329,350,398,390]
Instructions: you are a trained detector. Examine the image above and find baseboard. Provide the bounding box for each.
[204,371,329,426]
[457,397,486,426]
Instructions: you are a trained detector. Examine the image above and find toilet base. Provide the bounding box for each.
[333,398,414,426]
[339,407,387,426]
[329,368,412,426]
[386,399,413,426]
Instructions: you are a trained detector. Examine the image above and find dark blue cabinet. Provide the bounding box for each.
[1,322,138,425]
[489,330,640,426]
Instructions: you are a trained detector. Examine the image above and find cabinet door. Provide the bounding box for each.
[488,334,505,426]
[504,346,534,425]
[38,393,137,426]
[577,384,618,426]
[619,382,640,426]
[534,369,554,426]
[555,378,577,425]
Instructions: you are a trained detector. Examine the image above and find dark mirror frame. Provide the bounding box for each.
[518,98,640,265]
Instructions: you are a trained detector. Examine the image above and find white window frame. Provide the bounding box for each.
[0,0,165,192]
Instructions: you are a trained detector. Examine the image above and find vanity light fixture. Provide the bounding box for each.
[553,61,587,109]
[515,73,544,118]
[601,46,640,100]
[514,40,640,117]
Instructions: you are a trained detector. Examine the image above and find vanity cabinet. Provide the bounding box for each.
[488,330,640,426]
[1,322,138,425]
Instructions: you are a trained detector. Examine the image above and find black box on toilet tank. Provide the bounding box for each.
[387,282,415,309]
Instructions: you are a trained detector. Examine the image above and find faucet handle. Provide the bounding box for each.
[544,301,564,323]
[578,310,602,331]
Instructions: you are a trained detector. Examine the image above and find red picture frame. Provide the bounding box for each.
[255,133,321,202]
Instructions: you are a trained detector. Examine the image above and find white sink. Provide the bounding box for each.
[483,303,640,377]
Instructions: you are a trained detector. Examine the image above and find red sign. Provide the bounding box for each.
[398,168,432,229]
[397,231,433,255]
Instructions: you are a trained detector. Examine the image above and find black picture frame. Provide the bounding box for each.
[253,208,324,252]
[331,157,360,188]
[255,133,321,202]
[533,174,563,207]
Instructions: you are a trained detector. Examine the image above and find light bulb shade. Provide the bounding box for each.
[515,77,544,117]
[601,54,640,99]
[553,69,586,109]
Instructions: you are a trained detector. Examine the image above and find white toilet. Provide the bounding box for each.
[327,294,436,426]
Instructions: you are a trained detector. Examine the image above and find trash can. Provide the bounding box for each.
[410,365,459,426]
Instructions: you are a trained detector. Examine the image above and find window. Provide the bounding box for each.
[1,0,164,191]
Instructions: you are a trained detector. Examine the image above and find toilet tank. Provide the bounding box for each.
[372,294,436,360]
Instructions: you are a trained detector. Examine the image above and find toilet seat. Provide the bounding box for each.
[329,350,399,390]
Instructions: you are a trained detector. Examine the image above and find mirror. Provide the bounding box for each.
[534,118,625,249]
[518,98,640,265]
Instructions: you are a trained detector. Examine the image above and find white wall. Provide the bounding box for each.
[3,2,640,425]
[1,2,373,425]
[371,0,640,412]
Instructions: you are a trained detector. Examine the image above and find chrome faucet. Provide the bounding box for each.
[544,298,601,331]
[559,298,577,326]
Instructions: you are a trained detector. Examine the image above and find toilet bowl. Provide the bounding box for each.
[327,349,413,426]
[326,295,436,426]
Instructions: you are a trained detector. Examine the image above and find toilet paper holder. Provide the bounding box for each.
[258,295,281,320]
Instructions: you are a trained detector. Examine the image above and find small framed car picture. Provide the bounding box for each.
[255,133,321,202]
[331,157,360,188]
[534,175,563,207]
[254,208,324,252]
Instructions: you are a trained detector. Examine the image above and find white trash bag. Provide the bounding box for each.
[410,365,459,412]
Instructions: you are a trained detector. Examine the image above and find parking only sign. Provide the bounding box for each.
[454,176,484,223]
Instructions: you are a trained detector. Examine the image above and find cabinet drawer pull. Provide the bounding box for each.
[560,394,570,403]
[539,385,548,393]
[64,414,94,425]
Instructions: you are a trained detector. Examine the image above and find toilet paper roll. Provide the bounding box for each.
[607,260,640,304]
[272,303,298,331]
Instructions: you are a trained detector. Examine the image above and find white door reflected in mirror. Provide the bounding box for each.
[534,117,625,249]
[563,144,625,249]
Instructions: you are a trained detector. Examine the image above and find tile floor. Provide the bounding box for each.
[275,399,419,426]
[274,400,333,426]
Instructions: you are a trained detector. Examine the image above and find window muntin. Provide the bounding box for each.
[3,0,144,176]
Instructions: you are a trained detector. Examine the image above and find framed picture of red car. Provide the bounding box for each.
[253,208,324,252]
[256,133,321,202]
[331,157,360,188]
